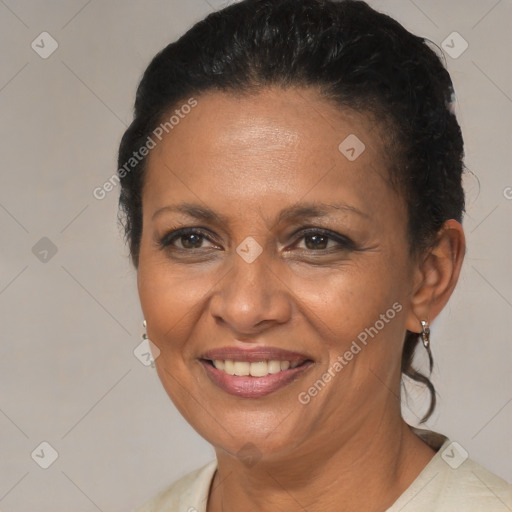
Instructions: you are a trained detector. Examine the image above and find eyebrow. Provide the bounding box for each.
[152,203,229,223]
[276,202,368,223]
[151,201,368,224]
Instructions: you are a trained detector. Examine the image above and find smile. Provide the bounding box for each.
[199,348,314,398]
[210,359,303,377]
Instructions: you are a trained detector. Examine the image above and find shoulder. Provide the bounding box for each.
[134,460,217,512]
[389,436,512,512]
[434,451,511,508]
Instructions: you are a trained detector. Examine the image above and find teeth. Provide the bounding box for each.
[211,359,304,377]
[234,361,250,376]
[268,360,281,374]
[224,360,235,375]
[249,361,268,377]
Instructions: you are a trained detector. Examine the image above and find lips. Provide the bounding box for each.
[199,346,314,398]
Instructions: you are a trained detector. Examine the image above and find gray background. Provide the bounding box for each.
[0,0,511,510]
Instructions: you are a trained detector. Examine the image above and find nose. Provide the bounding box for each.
[209,252,292,337]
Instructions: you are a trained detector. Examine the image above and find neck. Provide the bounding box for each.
[208,415,435,512]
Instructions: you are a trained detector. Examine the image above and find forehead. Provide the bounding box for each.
[143,87,400,221]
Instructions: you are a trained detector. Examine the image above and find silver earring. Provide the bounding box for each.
[420,320,430,349]
[140,319,156,368]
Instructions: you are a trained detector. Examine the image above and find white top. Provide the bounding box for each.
[135,437,512,511]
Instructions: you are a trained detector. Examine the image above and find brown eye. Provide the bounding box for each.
[304,234,330,250]
[159,228,219,250]
[292,229,355,252]
[179,233,205,249]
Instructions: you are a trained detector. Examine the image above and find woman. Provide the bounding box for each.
[118,0,511,510]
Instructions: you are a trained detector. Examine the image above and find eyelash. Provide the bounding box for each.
[158,227,356,254]
[158,228,220,251]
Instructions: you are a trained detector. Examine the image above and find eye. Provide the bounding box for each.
[290,228,355,252]
[300,233,335,250]
[159,228,220,250]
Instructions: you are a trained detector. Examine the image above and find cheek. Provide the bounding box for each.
[137,257,213,411]
[290,256,407,337]
[299,265,410,410]
[136,250,215,355]
[289,261,408,412]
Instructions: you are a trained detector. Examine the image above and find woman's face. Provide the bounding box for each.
[137,87,420,461]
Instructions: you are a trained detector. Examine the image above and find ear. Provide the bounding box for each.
[405,219,466,334]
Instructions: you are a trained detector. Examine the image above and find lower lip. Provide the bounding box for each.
[200,360,313,398]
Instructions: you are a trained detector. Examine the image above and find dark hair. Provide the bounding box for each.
[117,0,465,422]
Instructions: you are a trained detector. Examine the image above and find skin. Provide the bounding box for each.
[137,87,465,512]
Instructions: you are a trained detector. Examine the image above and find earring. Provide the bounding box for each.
[140,319,156,368]
[420,319,433,372]
[420,320,430,349]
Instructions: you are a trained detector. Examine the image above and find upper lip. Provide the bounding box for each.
[200,346,312,363]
